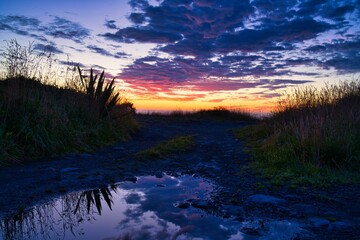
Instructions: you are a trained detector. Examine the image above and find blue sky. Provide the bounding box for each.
[0,0,359,112]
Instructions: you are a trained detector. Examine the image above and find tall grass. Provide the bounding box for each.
[0,40,137,165]
[236,80,360,185]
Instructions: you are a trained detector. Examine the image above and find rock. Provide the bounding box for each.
[155,172,164,178]
[308,217,330,228]
[65,153,77,159]
[60,168,79,173]
[328,221,352,232]
[220,205,245,218]
[112,146,125,151]
[191,199,212,209]
[124,176,137,183]
[241,227,262,236]
[174,201,190,209]
[248,194,286,204]
[292,203,318,216]
[78,153,92,158]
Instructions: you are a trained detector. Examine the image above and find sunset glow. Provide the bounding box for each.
[1,0,359,113]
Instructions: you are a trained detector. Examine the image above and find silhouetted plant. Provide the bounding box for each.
[77,66,120,118]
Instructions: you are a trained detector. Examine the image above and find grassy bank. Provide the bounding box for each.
[0,40,137,165]
[0,76,137,165]
[235,80,360,186]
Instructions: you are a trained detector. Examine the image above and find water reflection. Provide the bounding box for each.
[0,175,243,240]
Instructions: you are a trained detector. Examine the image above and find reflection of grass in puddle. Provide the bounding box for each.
[44,189,53,194]
[1,174,228,240]
[135,135,195,160]
[77,173,88,179]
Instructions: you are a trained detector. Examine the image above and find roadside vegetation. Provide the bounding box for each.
[235,80,360,186]
[0,40,137,165]
[139,107,258,122]
[135,135,195,160]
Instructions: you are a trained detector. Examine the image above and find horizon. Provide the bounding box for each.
[0,0,359,113]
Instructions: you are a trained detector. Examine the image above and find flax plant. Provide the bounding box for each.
[77,66,120,118]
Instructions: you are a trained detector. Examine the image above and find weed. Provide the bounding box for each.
[135,135,195,160]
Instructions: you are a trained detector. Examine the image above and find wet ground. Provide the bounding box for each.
[0,115,359,239]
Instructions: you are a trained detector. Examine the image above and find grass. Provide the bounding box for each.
[140,107,258,122]
[135,135,195,160]
[235,80,360,186]
[0,40,137,165]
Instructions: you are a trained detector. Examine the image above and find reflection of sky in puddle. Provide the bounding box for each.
[0,175,242,240]
[0,174,308,240]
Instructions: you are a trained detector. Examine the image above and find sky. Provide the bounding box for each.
[0,0,359,113]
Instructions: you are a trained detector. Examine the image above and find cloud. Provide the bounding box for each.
[0,15,41,30]
[128,13,146,24]
[87,45,113,57]
[3,0,359,101]
[322,52,360,73]
[87,44,129,59]
[114,51,129,58]
[58,60,85,68]
[104,19,118,29]
[303,39,360,72]
[0,15,41,37]
[101,0,359,84]
[0,15,90,44]
[34,43,63,54]
[216,18,331,53]
[102,27,182,43]
[44,16,90,43]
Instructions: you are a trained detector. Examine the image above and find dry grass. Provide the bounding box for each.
[236,80,360,186]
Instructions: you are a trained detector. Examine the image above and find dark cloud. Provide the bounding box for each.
[0,15,40,30]
[58,60,85,68]
[120,54,296,86]
[104,20,118,29]
[2,0,359,96]
[102,27,182,43]
[303,39,360,72]
[44,16,90,43]
[114,51,129,58]
[86,44,129,59]
[128,13,146,24]
[0,15,41,37]
[100,0,360,82]
[34,43,63,54]
[329,5,356,18]
[87,45,113,57]
[322,52,360,73]
[216,18,331,53]
[160,38,213,57]
[0,15,90,44]
[128,0,150,10]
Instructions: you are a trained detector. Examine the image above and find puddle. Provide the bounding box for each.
[0,174,308,240]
